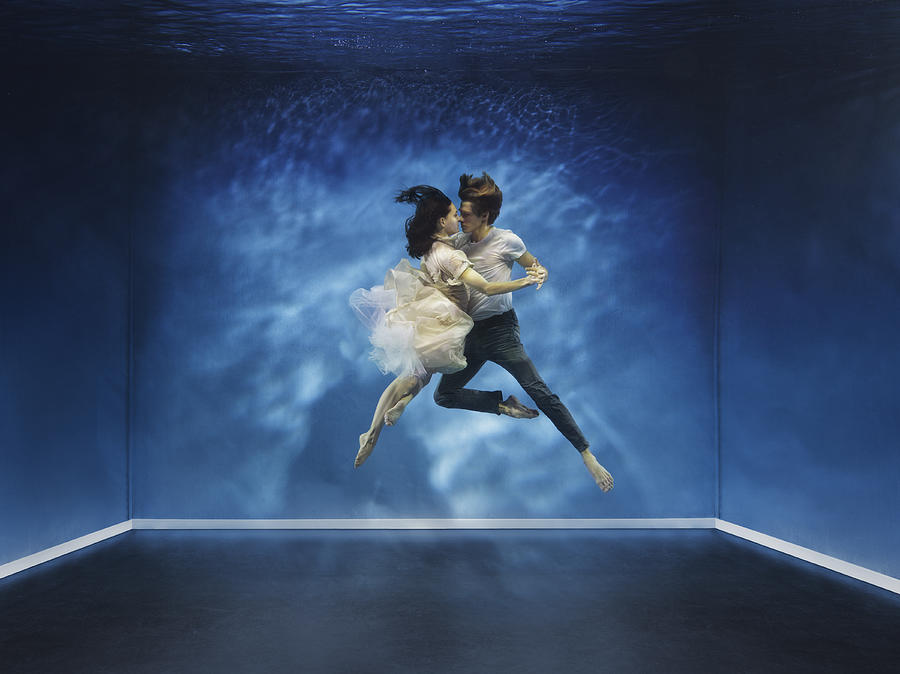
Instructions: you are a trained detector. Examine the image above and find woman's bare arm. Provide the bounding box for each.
[459,267,538,296]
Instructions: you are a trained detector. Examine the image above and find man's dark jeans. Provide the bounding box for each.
[433,309,589,452]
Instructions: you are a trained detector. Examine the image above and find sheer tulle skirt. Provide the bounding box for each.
[350,260,474,378]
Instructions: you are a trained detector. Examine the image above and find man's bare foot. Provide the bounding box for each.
[498,395,539,419]
[581,449,614,492]
[384,401,406,426]
[355,432,376,468]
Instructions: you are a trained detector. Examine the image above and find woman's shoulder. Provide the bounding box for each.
[424,240,470,279]
[438,241,472,263]
[426,238,458,259]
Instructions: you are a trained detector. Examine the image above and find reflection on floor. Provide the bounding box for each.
[1,529,898,673]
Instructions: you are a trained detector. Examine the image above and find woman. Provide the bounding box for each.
[350,186,540,468]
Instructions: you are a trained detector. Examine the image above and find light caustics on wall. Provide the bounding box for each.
[130,77,716,522]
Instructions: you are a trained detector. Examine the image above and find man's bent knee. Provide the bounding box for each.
[433,387,454,408]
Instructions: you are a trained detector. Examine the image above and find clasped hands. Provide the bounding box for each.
[526,261,548,290]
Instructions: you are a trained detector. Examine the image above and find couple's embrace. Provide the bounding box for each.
[350,173,613,492]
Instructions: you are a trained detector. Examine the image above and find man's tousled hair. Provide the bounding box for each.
[458,172,502,225]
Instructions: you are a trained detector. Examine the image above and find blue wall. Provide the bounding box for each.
[129,72,718,519]
[718,27,900,578]
[0,63,132,565]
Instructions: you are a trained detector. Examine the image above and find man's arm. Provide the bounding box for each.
[515,251,548,289]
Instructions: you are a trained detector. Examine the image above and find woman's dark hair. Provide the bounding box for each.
[396,185,452,259]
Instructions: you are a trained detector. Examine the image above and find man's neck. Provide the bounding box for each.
[470,224,493,243]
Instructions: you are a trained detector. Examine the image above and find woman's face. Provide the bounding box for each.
[437,203,460,237]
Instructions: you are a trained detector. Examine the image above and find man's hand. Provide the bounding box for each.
[527,260,548,290]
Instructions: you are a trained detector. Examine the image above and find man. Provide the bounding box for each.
[434,173,614,492]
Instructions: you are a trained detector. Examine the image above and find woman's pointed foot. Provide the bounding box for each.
[581,449,614,492]
[355,432,376,468]
[498,395,539,419]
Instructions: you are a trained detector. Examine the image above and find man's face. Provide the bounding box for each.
[458,201,486,234]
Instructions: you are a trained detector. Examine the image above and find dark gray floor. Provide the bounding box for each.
[1,529,899,673]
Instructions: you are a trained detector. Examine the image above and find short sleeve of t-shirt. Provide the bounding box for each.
[496,230,527,262]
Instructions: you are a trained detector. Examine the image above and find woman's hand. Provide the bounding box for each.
[527,260,548,289]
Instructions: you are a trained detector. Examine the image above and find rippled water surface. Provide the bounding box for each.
[3,1,899,87]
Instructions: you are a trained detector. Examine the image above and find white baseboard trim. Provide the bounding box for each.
[715,519,900,595]
[131,517,716,530]
[3,518,898,595]
[0,520,132,580]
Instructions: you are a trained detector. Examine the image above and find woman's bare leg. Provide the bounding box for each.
[356,374,423,468]
[385,373,430,426]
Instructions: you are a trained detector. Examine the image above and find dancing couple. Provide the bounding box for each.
[350,173,613,492]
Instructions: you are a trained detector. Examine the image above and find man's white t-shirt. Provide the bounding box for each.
[451,228,527,321]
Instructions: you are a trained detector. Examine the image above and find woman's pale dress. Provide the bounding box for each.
[350,241,474,379]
